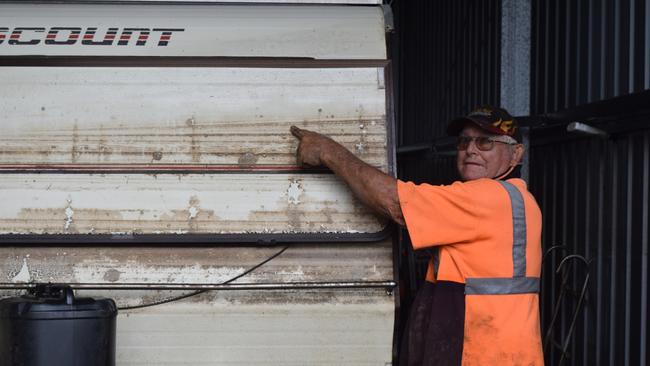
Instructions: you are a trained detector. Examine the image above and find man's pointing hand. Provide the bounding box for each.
[290,125,334,167]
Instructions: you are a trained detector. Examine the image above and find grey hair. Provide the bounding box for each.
[491,134,518,145]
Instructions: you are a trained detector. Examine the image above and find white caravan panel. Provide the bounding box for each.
[0,4,386,59]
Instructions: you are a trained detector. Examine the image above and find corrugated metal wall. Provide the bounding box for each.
[393,0,649,364]
[531,0,650,114]
[396,0,501,148]
[529,1,650,365]
[531,131,649,366]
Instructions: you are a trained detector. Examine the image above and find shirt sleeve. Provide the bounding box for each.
[397,179,497,249]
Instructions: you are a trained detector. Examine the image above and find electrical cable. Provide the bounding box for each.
[117,245,289,311]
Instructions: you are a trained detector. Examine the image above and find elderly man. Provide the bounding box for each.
[291,106,543,365]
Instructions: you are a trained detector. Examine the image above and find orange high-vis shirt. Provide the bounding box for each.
[398,178,544,365]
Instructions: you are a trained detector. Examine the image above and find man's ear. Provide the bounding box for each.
[511,144,525,166]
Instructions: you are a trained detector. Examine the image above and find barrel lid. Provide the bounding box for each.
[0,284,117,320]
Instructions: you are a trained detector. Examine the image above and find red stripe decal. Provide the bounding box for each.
[0,164,319,173]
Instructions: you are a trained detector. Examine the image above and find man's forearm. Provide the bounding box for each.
[320,141,405,226]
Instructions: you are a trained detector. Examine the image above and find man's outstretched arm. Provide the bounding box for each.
[290,126,405,226]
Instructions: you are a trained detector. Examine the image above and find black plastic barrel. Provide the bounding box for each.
[0,284,117,366]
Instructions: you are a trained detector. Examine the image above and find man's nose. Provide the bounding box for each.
[465,138,480,154]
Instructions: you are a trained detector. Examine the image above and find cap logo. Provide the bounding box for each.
[492,118,515,134]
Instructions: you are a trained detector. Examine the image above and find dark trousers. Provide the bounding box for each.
[399,281,466,366]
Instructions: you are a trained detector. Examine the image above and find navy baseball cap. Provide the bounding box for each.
[447,105,522,142]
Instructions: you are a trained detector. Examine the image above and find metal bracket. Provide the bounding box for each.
[566,122,609,138]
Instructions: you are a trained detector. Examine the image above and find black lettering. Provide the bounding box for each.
[152,28,185,46]
[81,27,118,46]
[44,27,82,45]
[7,27,45,45]
[0,27,8,45]
[118,28,150,46]
[1,26,183,47]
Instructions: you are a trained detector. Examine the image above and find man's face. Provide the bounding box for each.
[456,124,523,181]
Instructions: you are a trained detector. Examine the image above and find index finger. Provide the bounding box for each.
[290,125,304,139]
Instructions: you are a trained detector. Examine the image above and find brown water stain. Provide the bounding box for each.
[103,268,122,282]
[237,152,258,167]
[0,117,386,167]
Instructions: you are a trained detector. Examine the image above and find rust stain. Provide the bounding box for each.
[321,206,335,224]
[0,117,386,167]
[186,116,201,163]
[103,268,122,282]
[98,124,112,161]
[6,200,383,235]
[286,207,303,231]
[237,152,258,167]
[71,123,79,163]
[16,207,123,233]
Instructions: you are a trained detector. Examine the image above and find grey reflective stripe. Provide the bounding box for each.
[465,277,540,295]
[498,180,527,277]
[464,180,537,295]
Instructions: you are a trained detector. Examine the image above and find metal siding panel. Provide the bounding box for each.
[609,140,620,366]
[624,0,637,93]
[625,137,634,366]
[530,130,650,366]
[582,141,592,366]
[0,66,389,237]
[529,4,649,360]
[531,0,649,114]
[601,0,610,100]
[550,0,565,110]
[0,242,393,286]
[0,4,386,59]
[0,67,386,168]
[595,140,606,366]
[500,0,531,116]
[588,0,596,103]
[615,0,622,95]
[639,133,650,365]
[543,0,551,112]
[632,0,646,92]
[646,0,650,88]
[0,241,394,363]
[577,0,589,105]
[0,173,385,235]
[111,294,393,365]
[567,142,575,352]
